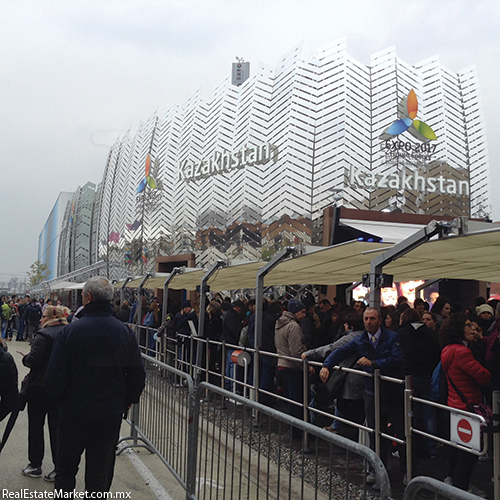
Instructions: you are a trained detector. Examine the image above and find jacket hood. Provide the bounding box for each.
[275,311,297,329]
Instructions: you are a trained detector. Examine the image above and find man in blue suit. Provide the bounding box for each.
[320,307,405,482]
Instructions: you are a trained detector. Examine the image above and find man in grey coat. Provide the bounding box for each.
[275,299,308,428]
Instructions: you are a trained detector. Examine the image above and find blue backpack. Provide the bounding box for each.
[430,361,448,403]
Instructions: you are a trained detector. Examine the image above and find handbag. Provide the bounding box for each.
[445,372,493,425]
[325,353,359,399]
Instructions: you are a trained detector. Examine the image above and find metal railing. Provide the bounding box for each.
[403,476,481,500]
[123,350,396,500]
[132,324,499,498]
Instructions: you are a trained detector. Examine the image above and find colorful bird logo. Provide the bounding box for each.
[137,154,157,193]
[380,89,437,142]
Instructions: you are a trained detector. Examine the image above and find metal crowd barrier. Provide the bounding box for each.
[403,476,481,500]
[120,352,195,491]
[133,325,499,498]
[122,348,395,500]
[189,382,393,500]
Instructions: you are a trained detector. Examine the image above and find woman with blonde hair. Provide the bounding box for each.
[21,305,68,481]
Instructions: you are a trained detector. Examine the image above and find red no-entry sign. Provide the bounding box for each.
[451,412,481,451]
[457,418,473,443]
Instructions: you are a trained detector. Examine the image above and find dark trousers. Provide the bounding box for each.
[336,397,365,442]
[365,390,406,472]
[448,446,479,490]
[17,318,26,340]
[26,321,39,343]
[55,416,121,493]
[27,385,59,468]
[259,354,276,406]
[280,368,304,423]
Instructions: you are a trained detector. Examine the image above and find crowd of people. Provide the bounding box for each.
[145,291,500,495]
[0,278,145,495]
[2,284,499,495]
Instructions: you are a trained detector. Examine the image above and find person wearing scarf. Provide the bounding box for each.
[21,305,68,482]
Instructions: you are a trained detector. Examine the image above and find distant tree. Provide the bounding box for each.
[27,260,49,287]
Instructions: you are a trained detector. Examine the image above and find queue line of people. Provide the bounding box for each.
[149,291,499,496]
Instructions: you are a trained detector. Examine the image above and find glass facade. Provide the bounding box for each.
[38,192,73,280]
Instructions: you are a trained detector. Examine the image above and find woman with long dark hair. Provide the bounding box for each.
[440,313,491,492]
[431,296,452,327]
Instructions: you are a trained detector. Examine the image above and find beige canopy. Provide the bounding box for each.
[113,226,500,292]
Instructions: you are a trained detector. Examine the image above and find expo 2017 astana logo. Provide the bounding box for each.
[137,154,157,193]
[380,89,437,143]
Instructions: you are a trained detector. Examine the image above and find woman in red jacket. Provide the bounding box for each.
[440,313,491,492]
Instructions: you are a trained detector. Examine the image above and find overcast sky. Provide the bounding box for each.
[1,0,499,284]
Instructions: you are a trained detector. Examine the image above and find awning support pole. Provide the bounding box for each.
[162,268,183,323]
[197,260,226,338]
[415,279,441,300]
[368,220,459,309]
[196,260,226,380]
[254,247,297,408]
[345,281,361,305]
[120,277,133,307]
[136,273,152,325]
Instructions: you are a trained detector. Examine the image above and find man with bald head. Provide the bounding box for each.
[320,307,405,485]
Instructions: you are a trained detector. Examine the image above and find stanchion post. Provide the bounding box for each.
[374,369,381,457]
[196,260,226,382]
[254,246,297,410]
[405,375,413,484]
[120,277,132,307]
[303,357,310,452]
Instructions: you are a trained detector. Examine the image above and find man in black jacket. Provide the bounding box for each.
[46,277,145,494]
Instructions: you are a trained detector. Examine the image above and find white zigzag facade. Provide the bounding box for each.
[93,39,490,280]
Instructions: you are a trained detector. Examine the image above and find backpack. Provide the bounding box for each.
[27,304,42,322]
[430,361,448,403]
[239,325,249,347]
[1,306,11,321]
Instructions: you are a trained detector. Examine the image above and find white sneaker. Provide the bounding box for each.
[43,470,56,482]
[21,465,42,478]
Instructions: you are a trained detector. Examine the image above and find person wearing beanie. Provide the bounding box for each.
[287,299,306,315]
[274,298,308,431]
[477,303,499,364]
[476,303,494,320]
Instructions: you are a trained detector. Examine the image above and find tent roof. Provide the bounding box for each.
[114,226,500,292]
[164,241,392,292]
[385,228,500,282]
[46,281,82,291]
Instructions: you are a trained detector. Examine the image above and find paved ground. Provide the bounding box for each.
[0,345,185,500]
[2,344,495,499]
